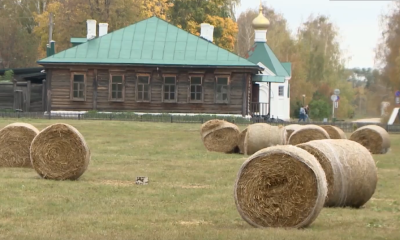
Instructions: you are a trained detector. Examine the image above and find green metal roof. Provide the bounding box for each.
[252,75,285,83]
[70,38,87,47]
[281,62,291,77]
[70,38,87,44]
[38,17,260,69]
[246,42,290,77]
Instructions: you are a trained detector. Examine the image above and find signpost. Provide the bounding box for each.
[331,89,340,121]
[331,94,337,120]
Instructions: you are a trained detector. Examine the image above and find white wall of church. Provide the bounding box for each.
[258,80,291,121]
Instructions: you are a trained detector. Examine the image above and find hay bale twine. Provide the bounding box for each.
[288,125,330,145]
[349,125,390,154]
[200,119,240,153]
[0,122,39,168]
[238,127,249,154]
[30,123,90,180]
[297,139,377,208]
[243,123,286,155]
[285,124,303,141]
[234,145,327,228]
[320,125,347,139]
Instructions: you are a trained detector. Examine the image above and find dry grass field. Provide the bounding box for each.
[0,119,399,240]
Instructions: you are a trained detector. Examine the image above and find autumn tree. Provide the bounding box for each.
[0,1,40,68]
[291,15,354,119]
[33,0,142,58]
[169,0,230,29]
[168,0,238,51]
[141,0,173,20]
[236,9,257,57]
[375,2,400,104]
[236,5,294,60]
[204,15,237,51]
[226,0,241,21]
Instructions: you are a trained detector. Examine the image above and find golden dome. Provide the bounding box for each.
[252,3,270,30]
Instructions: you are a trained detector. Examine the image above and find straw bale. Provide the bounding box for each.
[238,127,248,154]
[234,145,327,228]
[30,123,90,180]
[0,122,39,168]
[288,125,330,145]
[200,119,240,153]
[243,123,287,155]
[285,124,303,141]
[320,125,347,139]
[297,139,377,208]
[349,125,390,154]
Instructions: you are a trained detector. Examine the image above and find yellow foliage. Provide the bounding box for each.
[33,0,141,58]
[203,15,238,52]
[34,1,91,58]
[141,0,173,20]
[186,20,199,35]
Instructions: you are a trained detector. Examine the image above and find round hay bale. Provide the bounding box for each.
[285,124,303,141]
[349,125,390,154]
[238,127,249,154]
[0,122,39,168]
[243,123,286,155]
[288,125,330,145]
[30,123,90,180]
[320,125,346,139]
[234,145,327,228]
[297,139,377,208]
[200,119,240,153]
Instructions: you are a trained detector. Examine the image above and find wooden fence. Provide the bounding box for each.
[0,82,14,110]
[0,111,399,133]
[0,81,44,112]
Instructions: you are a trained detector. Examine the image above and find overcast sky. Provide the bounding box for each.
[236,0,391,69]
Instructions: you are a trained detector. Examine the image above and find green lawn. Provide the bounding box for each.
[0,119,399,240]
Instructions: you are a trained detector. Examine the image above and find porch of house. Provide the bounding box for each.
[250,82,270,120]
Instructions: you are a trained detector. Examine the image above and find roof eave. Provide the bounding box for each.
[37,62,263,71]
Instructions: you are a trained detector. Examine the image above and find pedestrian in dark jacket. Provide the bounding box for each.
[305,105,309,121]
[298,106,306,122]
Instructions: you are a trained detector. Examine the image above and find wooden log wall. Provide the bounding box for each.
[30,84,44,112]
[48,66,255,115]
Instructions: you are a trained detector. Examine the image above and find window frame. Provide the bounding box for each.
[136,73,151,102]
[215,75,230,104]
[70,72,87,101]
[109,73,125,102]
[278,85,285,97]
[162,75,177,103]
[189,75,203,103]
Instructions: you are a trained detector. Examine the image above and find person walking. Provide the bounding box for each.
[298,106,306,122]
[305,105,310,122]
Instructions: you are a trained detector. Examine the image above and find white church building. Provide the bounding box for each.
[246,4,292,121]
